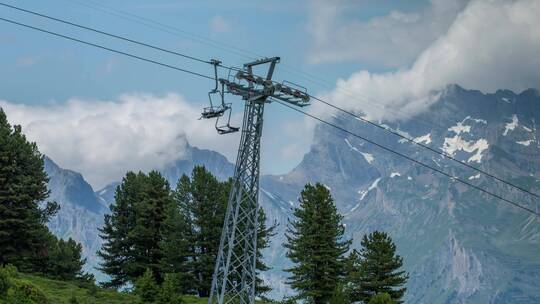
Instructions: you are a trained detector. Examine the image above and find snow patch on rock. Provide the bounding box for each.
[357,178,381,201]
[414,133,432,145]
[465,116,487,124]
[449,120,471,135]
[503,114,518,136]
[345,138,373,163]
[442,136,489,163]
[361,152,375,164]
[517,140,533,146]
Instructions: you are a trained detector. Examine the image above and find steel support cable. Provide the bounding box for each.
[308,94,540,200]
[272,98,540,218]
[0,17,214,80]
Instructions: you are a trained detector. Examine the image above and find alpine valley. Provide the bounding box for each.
[45,85,540,303]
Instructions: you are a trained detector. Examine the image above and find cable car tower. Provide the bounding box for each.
[202,57,309,304]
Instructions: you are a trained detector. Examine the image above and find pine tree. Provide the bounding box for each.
[98,172,140,288]
[47,238,86,280]
[255,207,277,298]
[348,231,408,303]
[99,171,174,288]
[368,293,395,304]
[175,167,227,297]
[129,171,173,283]
[135,268,159,304]
[284,183,351,304]
[0,108,58,270]
[159,273,185,304]
[329,283,350,304]
[160,184,192,294]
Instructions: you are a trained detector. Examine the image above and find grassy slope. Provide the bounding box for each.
[19,274,209,304]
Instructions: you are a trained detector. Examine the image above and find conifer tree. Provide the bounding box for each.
[284,183,351,304]
[47,238,86,280]
[98,172,140,288]
[160,186,192,294]
[348,231,408,303]
[255,207,277,298]
[368,293,395,304]
[175,167,227,297]
[99,171,173,287]
[130,171,173,283]
[159,273,185,304]
[135,268,159,304]
[0,108,58,270]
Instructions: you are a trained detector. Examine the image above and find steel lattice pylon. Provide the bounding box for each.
[205,57,309,304]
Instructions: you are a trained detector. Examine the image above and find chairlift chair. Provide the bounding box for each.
[215,103,239,134]
[201,59,228,119]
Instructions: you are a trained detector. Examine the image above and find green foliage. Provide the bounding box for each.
[135,269,160,304]
[0,108,58,272]
[256,208,278,299]
[99,171,174,288]
[368,293,395,304]
[348,231,408,303]
[159,177,193,294]
[9,279,49,304]
[0,266,13,298]
[99,165,275,298]
[68,294,79,304]
[329,283,350,304]
[175,167,229,297]
[46,238,86,281]
[158,273,184,304]
[284,183,351,304]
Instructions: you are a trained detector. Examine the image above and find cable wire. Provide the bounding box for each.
[0,16,214,80]
[272,98,540,218]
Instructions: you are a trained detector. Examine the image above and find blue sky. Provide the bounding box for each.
[2,0,538,188]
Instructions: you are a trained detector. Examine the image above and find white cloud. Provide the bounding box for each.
[210,16,233,34]
[307,0,470,67]
[320,0,540,122]
[0,94,240,189]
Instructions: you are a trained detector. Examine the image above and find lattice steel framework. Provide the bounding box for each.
[206,57,309,304]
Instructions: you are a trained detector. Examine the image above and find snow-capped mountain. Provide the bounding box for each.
[45,85,540,303]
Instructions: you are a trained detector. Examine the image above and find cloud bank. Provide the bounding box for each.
[1,94,240,189]
[307,0,470,67]
[319,0,540,122]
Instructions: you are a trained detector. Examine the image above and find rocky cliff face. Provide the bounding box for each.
[259,85,540,302]
[44,156,107,280]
